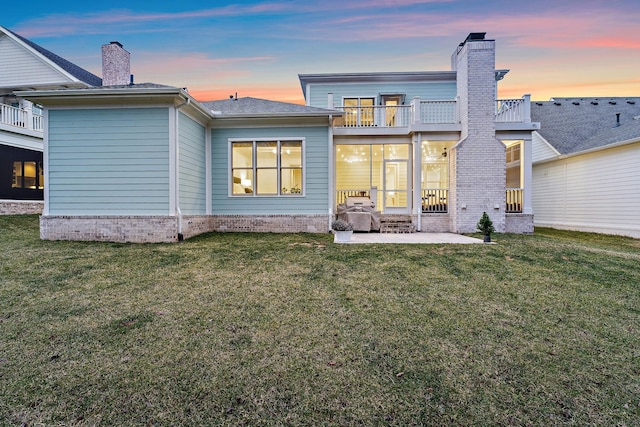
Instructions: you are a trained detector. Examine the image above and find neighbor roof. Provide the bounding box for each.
[203,97,338,117]
[531,97,640,155]
[1,26,102,87]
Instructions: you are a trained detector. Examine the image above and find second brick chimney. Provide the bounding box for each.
[101,41,130,86]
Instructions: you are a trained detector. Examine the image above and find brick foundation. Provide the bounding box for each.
[211,214,330,233]
[40,216,179,243]
[0,200,44,215]
[420,213,452,232]
[505,213,534,234]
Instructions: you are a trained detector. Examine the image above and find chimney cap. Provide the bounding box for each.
[110,41,123,48]
[465,32,486,42]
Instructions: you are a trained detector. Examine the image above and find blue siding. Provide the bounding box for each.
[48,108,170,215]
[178,112,206,215]
[211,126,329,214]
[307,82,457,108]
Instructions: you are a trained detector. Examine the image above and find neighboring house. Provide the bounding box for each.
[531,98,640,238]
[0,25,101,214]
[20,31,539,243]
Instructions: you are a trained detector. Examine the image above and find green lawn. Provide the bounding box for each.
[1,215,639,426]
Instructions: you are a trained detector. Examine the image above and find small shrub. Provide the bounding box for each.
[476,212,495,236]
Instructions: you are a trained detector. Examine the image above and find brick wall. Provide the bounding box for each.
[420,213,452,232]
[505,213,534,234]
[40,216,179,243]
[0,200,44,215]
[211,214,330,233]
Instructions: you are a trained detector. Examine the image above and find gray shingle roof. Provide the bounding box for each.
[202,97,336,116]
[531,97,640,155]
[7,27,102,87]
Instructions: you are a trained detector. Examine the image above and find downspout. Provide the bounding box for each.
[328,114,334,231]
[415,133,421,232]
[175,97,191,241]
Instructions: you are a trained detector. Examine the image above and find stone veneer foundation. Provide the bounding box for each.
[40,214,332,243]
[0,200,44,215]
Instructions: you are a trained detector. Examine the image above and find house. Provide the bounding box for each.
[531,98,640,238]
[19,31,539,243]
[0,25,101,214]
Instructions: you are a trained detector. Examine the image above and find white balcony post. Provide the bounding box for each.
[522,137,533,215]
[523,94,531,123]
[413,97,420,124]
[20,99,34,130]
[327,93,334,109]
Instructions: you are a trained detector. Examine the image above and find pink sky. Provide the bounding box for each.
[7,1,640,104]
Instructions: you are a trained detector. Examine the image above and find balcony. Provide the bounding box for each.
[0,103,43,133]
[333,95,533,131]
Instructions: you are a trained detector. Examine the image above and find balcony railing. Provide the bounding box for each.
[0,103,43,132]
[335,105,412,128]
[421,188,448,213]
[506,188,523,213]
[420,100,458,124]
[495,97,530,123]
[334,96,530,128]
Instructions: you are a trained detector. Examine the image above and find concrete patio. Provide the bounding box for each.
[345,232,485,244]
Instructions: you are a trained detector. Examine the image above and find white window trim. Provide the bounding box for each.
[228,137,306,197]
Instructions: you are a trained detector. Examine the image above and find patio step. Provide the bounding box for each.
[380,215,415,233]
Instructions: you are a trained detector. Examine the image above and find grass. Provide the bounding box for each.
[1,215,639,426]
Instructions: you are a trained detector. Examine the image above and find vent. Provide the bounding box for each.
[627,100,636,105]
[554,102,562,106]
[572,101,580,105]
[591,101,598,105]
[609,101,617,105]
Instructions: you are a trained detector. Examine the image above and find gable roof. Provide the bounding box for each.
[0,25,101,88]
[202,96,338,117]
[531,97,640,155]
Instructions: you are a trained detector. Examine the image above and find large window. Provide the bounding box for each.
[231,140,303,196]
[12,161,43,190]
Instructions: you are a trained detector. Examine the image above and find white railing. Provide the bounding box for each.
[336,189,370,205]
[421,188,448,213]
[495,98,526,123]
[0,103,43,132]
[420,100,458,124]
[506,188,523,213]
[335,105,411,128]
[333,96,531,127]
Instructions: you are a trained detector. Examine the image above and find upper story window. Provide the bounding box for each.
[343,97,375,127]
[231,139,303,196]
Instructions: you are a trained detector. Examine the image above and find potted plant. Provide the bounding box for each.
[476,211,495,243]
[331,219,353,243]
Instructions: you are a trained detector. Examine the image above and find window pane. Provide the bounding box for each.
[360,98,374,106]
[232,142,253,168]
[232,170,253,194]
[38,162,44,189]
[256,169,277,194]
[257,142,277,167]
[12,162,22,188]
[24,162,37,188]
[384,144,409,159]
[281,142,301,167]
[281,168,302,194]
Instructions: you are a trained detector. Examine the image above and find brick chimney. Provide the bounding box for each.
[101,41,130,86]
[449,32,507,234]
